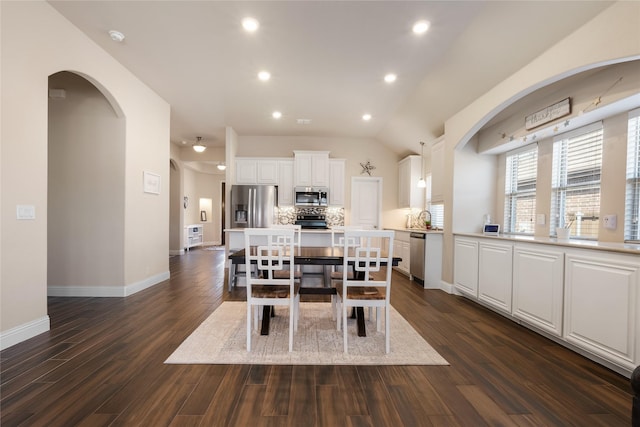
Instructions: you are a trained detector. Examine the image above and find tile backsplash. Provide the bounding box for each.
[277,206,344,227]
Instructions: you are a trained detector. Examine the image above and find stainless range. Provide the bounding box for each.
[294,214,328,229]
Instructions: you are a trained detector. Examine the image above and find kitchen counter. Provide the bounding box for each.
[385,227,444,235]
[455,232,640,256]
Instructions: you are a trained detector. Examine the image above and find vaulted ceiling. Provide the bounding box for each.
[48,1,612,156]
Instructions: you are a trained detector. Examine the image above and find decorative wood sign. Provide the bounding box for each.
[525,97,571,130]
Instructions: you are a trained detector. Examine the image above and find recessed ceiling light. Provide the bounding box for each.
[108,30,125,42]
[384,73,397,83]
[362,114,372,121]
[258,70,271,81]
[412,20,430,35]
[272,111,282,119]
[242,17,259,32]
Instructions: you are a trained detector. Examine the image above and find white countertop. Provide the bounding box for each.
[455,232,640,255]
[385,228,444,235]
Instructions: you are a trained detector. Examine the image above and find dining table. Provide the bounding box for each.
[228,246,401,337]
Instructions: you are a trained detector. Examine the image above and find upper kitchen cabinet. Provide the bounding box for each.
[430,137,445,202]
[398,155,424,209]
[294,151,329,187]
[235,158,280,185]
[278,160,294,206]
[328,159,345,206]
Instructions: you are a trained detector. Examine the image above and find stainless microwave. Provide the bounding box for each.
[294,186,329,207]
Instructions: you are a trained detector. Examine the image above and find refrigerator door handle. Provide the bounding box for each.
[249,188,254,227]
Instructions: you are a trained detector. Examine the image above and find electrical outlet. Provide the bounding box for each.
[603,214,617,230]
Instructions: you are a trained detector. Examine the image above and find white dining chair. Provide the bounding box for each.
[244,228,300,352]
[271,224,303,282]
[335,229,394,353]
[329,226,362,326]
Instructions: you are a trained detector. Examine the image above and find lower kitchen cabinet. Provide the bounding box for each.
[563,250,639,372]
[454,237,478,297]
[393,231,410,276]
[478,241,513,314]
[512,244,564,337]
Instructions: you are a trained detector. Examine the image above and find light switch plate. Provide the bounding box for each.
[536,214,546,225]
[603,214,617,230]
[17,205,36,220]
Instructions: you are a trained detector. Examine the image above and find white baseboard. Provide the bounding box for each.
[169,249,184,256]
[0,316,50,350]
[47,271,170,297]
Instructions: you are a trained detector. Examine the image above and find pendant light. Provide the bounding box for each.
[193,136,206,153]
[417,141,426,188]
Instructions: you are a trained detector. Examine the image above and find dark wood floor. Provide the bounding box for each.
[1,247,633,426]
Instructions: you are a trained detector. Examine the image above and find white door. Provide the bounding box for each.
[350,177,382,229]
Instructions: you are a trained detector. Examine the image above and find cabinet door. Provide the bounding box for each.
[329,159,345,205]
[564,252,639,371]
[430,140,444,202]
[256,160,279,184]
[294,153,313,186]
[278,160,294,206]
[398,156,424,209]
[311,153,329,187]
[478,241,513,313]
[454,237,478,297]
[512,245,564,337]
[236,159,257,184]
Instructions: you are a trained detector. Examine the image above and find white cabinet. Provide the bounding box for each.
[478,241,513,314]
[235,158,279,185]
[398,155,424,209]
[392,231,411,276]
[512,244,564,337]
[185,224,203,250]
[235,159,257,184]
[563,250,639,372]
[294,151,329,187]
[430,138,445,202]
[454,237,479,297]
[278,160,294,206]
[329,159,345,206]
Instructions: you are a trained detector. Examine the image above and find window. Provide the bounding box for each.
[504,145,538,234]
[550,122,603,239]
[428,202,444,230]
[625,108,640,241]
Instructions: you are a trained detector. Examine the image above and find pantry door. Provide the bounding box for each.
[350,176,382,229]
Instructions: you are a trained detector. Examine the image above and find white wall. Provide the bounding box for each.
[1,2,170,348]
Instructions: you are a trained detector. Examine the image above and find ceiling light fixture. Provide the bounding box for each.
[412,20,430,35]
[258,70,271,81]
[242,17,259,32]
[217,163,227,171]
[362,114,372,121]
[193,136,206,153]
[108,30,125,42]
[272,111,282,119]
[384,73,397,83]
[417,141,427,188]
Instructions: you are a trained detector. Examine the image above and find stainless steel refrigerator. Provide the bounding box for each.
[230,185,278,228]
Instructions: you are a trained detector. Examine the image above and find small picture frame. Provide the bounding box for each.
[200,210,207,222]
[143,171,161,194]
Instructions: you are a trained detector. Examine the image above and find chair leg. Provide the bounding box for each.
[385,304,390,354]
[247,301,252,352]
[343,303,349,353]
[376,307,381,332]
[335,296,341,331]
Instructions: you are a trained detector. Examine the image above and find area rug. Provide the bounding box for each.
[165,302,448,365]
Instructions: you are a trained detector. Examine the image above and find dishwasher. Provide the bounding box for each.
[409,232,425,284]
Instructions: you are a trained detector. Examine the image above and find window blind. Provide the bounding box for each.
[550,122,603,239]
[625,108,640,241]
[504,145,537,234]
[428,203,444,229]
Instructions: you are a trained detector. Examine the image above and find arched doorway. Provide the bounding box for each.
[47,71,126,295]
